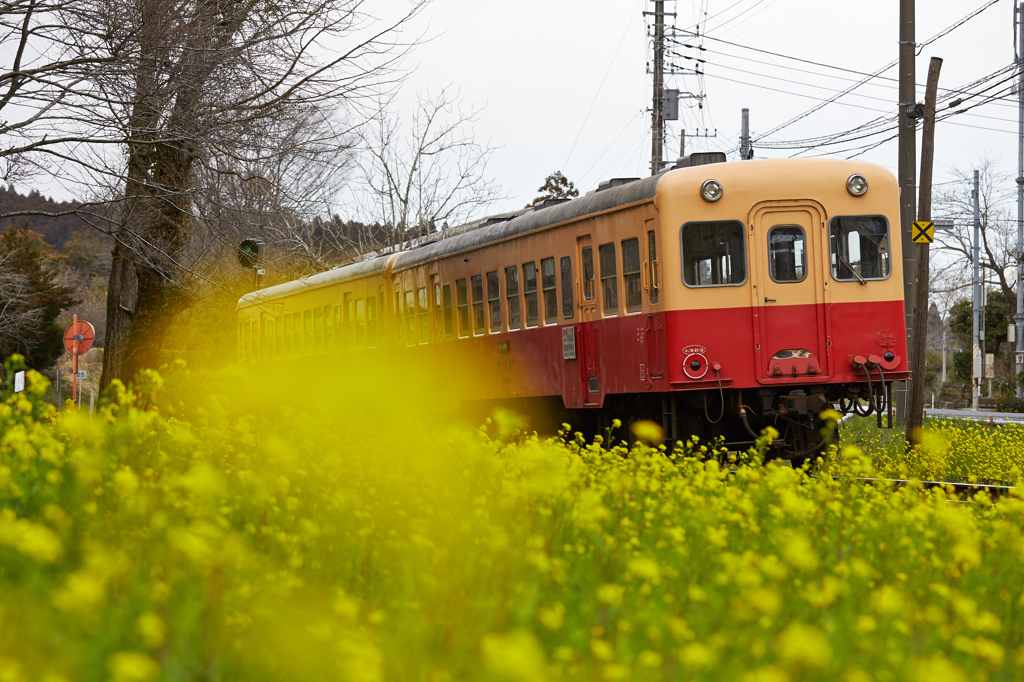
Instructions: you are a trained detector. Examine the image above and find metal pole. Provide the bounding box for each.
[650,0,665,175]
[896,0,917,423]
[56,369,61,411]
[1017,2,1024,397]
[973,169,981,410]
[907,56,942,441]
[72,314,78,413]
[740,108,750,160]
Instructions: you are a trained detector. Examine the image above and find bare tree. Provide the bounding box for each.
[0,252,44,356]
[932,158,1018,318]
[30,0,428,388]
[350,88,504,252]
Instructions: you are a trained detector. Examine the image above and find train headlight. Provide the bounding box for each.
[847,174,868,197]
[700,179,723,202]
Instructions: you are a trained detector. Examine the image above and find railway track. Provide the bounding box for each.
[834,476,1018,499]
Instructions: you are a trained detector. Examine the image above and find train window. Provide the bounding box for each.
[523,262,539,327]
[768,226,807,283]
[442,284,454,337]
[505,266,521,330]
[599,243,618,313]
[648,230,659,304]
[456,279,469,338]
[263,318,272,359]
[284,314,293,356]
[417,287,429,343]
[314,307,324,353]
[243,322,252,363]
[394,284,402,345]
[582,247,594,300]
[356,298,367,348]
[367,296,377,347]
[404,290,416,345]
[334,305,342,349]
[561,256,574,319]
[294,312,303,355]
[680,220,747,287]
[323,305,333,348]
[275,316,284,358]
[487,271,501,332]
[431,275,442,341]
[541,258,557,324]
[471,275,485,334]
[304,309,313,354]
[829,215,891,282]
[622,238,642,312]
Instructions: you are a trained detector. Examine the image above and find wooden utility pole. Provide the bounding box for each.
[650,0,665,175]
[906,57,942,442]
[895,0,917,423]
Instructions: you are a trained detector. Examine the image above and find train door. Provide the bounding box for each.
[576,234,600,404]
[750,202,831,382]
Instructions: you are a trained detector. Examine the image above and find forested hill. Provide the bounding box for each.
[0,186,90,249]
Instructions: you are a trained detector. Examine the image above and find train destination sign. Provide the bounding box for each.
[912,221,934,244]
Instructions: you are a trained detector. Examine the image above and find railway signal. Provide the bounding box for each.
[239,238,265,289]
[63,315,95,413]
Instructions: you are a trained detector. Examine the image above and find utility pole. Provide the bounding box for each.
[650,0,665,175]
[740,108,750,159]
[1016,2,1024,397]
[941,330,947,383]
[896,0,917,423]
[906,57,942,442]
[973,169,982,410]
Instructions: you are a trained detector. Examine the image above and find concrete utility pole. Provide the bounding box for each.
[896,0,917,423]
[973,169,982,410]
[740,108,750,160]
[650,0,665,175]
[941,330,947,383]
[907,57,942,442]
[1017,3,1024,397]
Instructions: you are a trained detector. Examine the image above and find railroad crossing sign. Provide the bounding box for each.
[63,320,95,355]
[912,221,934,244]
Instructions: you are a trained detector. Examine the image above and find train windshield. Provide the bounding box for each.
[829,216,890,281]
[679,220,747,287]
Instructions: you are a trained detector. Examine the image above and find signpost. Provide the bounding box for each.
[912,221,934,244]
[63,315,95,412]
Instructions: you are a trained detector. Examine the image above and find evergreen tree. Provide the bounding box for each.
[529,171,579,207]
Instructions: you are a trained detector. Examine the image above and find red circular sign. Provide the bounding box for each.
[63,320,95,355]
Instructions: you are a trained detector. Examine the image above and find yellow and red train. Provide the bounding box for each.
[238,156,906,461]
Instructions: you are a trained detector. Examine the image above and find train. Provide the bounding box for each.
[238,154,907,463]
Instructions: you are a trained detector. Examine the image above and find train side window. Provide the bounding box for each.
[648,230,659,304]
[486,271,501,332]
[768,226,807,283]
[379,288,386,341]
[431,275,442,341]
[275,316,284,358]
[264,318,273,359]
[284,314,293,356]
[394,284,402,345]
[541,257,557,324]
[243,322,252,363]
[442,284,454,337]
[417,287,429,343]
[367,296,377,347]
[356,298,367,347]
[582,246,594,300]
[404,290,416,345]
[470,275,485,334]
[599,243,618,313]
[334,305,342,349]
[505,266,521,330]
[304,309,313,354]
[293,311,302,355]
[456,278,469,338]
[829,215,890,281]
[560,256,574,318]
[523,262,539,327]
[323,305,333,348]
[313,306,324,353]
[622,238,642,312]
[680,220,747,287]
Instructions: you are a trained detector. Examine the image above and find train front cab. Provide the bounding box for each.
[636,159,908,460]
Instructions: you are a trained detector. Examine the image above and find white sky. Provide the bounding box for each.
[395,0,1018,213]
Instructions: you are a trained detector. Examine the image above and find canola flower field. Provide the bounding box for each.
[2,358,1024,682]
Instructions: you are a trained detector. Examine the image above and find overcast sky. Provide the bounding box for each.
[391,0,1017,214]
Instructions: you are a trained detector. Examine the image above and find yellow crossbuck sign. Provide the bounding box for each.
[912,221,934,244]
[917,219,933,242]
